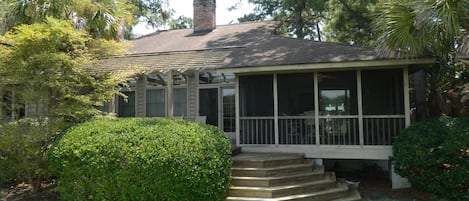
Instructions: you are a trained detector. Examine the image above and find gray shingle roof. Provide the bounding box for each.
[127,22,381,69]
[97,21,432,74]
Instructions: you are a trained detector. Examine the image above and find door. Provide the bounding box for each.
[199,88,219,126]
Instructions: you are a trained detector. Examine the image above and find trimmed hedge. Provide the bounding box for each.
[49,118,232,201]
[392,117,469,200]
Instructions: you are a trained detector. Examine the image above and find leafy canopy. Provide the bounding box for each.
[0,0,169,39]
[0,17,128,122]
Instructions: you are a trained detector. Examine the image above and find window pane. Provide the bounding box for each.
[240,75,273,116]
[199,71,235,84]
[173,74,188,86]
[118,91,135,117]
[318,71,357,115]
[147,73,168,86]
[223,88,235,132]
[362,69,404,115]
[147,89,165,117]
[199,88,218,126]
[278,73,314,116]
[173,88,187,116]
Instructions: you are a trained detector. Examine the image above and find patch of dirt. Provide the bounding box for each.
[1,182,59,201]
[335,166,432,201]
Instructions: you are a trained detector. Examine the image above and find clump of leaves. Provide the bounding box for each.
[392,117,469,200]
[0,119,66,192]
[49,118,232,201]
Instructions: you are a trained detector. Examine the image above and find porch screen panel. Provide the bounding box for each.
[118,91,135,117]
[146,89,165,117]
[239,75,274,144]
[362,69,404,145]
[318,71,359,145]
[277,73,315,145]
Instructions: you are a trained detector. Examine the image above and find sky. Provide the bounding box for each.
[133,0,256,36]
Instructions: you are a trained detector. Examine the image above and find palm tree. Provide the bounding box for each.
[0,0,167,40]
[373,0,469,117]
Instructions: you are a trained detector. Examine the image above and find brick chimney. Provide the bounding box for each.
[193,0,216,33]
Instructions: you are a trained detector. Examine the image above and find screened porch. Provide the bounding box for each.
[236,68,410,154]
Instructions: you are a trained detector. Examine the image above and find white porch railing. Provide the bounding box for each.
[240,115,405,146]
[319,116,359,145]
[279,116,315,145]
[363,115,405,145]
[239,117,274,144]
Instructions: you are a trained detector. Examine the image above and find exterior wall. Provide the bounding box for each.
[187,71,198,120]
[135,75,147,117]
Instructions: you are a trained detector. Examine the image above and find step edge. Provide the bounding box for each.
[231,161,316,171]
[229,177,336,191]
[231,171,323,181]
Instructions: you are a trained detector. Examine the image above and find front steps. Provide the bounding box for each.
[227,153,361,201]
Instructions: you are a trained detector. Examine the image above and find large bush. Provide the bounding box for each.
[49,118,232,201]
[0,119,64,191]
[392,117,469,200]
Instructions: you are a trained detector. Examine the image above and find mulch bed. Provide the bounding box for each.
[1,182,59,201]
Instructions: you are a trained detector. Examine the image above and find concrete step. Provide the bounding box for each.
[227,172,337,198]
[231,166,325,187]
[226,181,351,201]
[232,152,305,168]
[232,160,315,177]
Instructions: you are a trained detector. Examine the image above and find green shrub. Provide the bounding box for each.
[49,118,232,201]
[0,119,64,191]
[392,117,469,200]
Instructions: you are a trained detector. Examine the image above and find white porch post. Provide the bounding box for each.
[404,67,411,127]
[357,70,364,146]
[391,66,411,189]
[314,72,320,145]
[167,70,174,118]
[235,75,240,146]
[273,74,279,145]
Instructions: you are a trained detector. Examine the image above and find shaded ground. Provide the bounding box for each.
[1,182,59,201]
[335,166,431,201]
[1,177,431,201]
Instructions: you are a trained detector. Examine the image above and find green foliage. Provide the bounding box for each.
[49,118,232,201]
[0,119,66,191]
[169,15,193,30]
[323,0,378,46]
[0,0,168,39]
[392,117,469,200]
[244,0,326,40]
[373,0,469,117]
[0,17,128,123]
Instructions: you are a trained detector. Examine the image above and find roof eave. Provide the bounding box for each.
[217,58,436,74]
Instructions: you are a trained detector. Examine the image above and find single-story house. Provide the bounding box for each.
[98,0,435,189]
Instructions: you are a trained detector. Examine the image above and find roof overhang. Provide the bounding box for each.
[217,58,436,74]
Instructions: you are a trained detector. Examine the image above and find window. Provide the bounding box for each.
[146,89,165,117]
[199,72,235,84]
[173,88,187,116]
[118,91,135,117]
[223,88,235,132]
